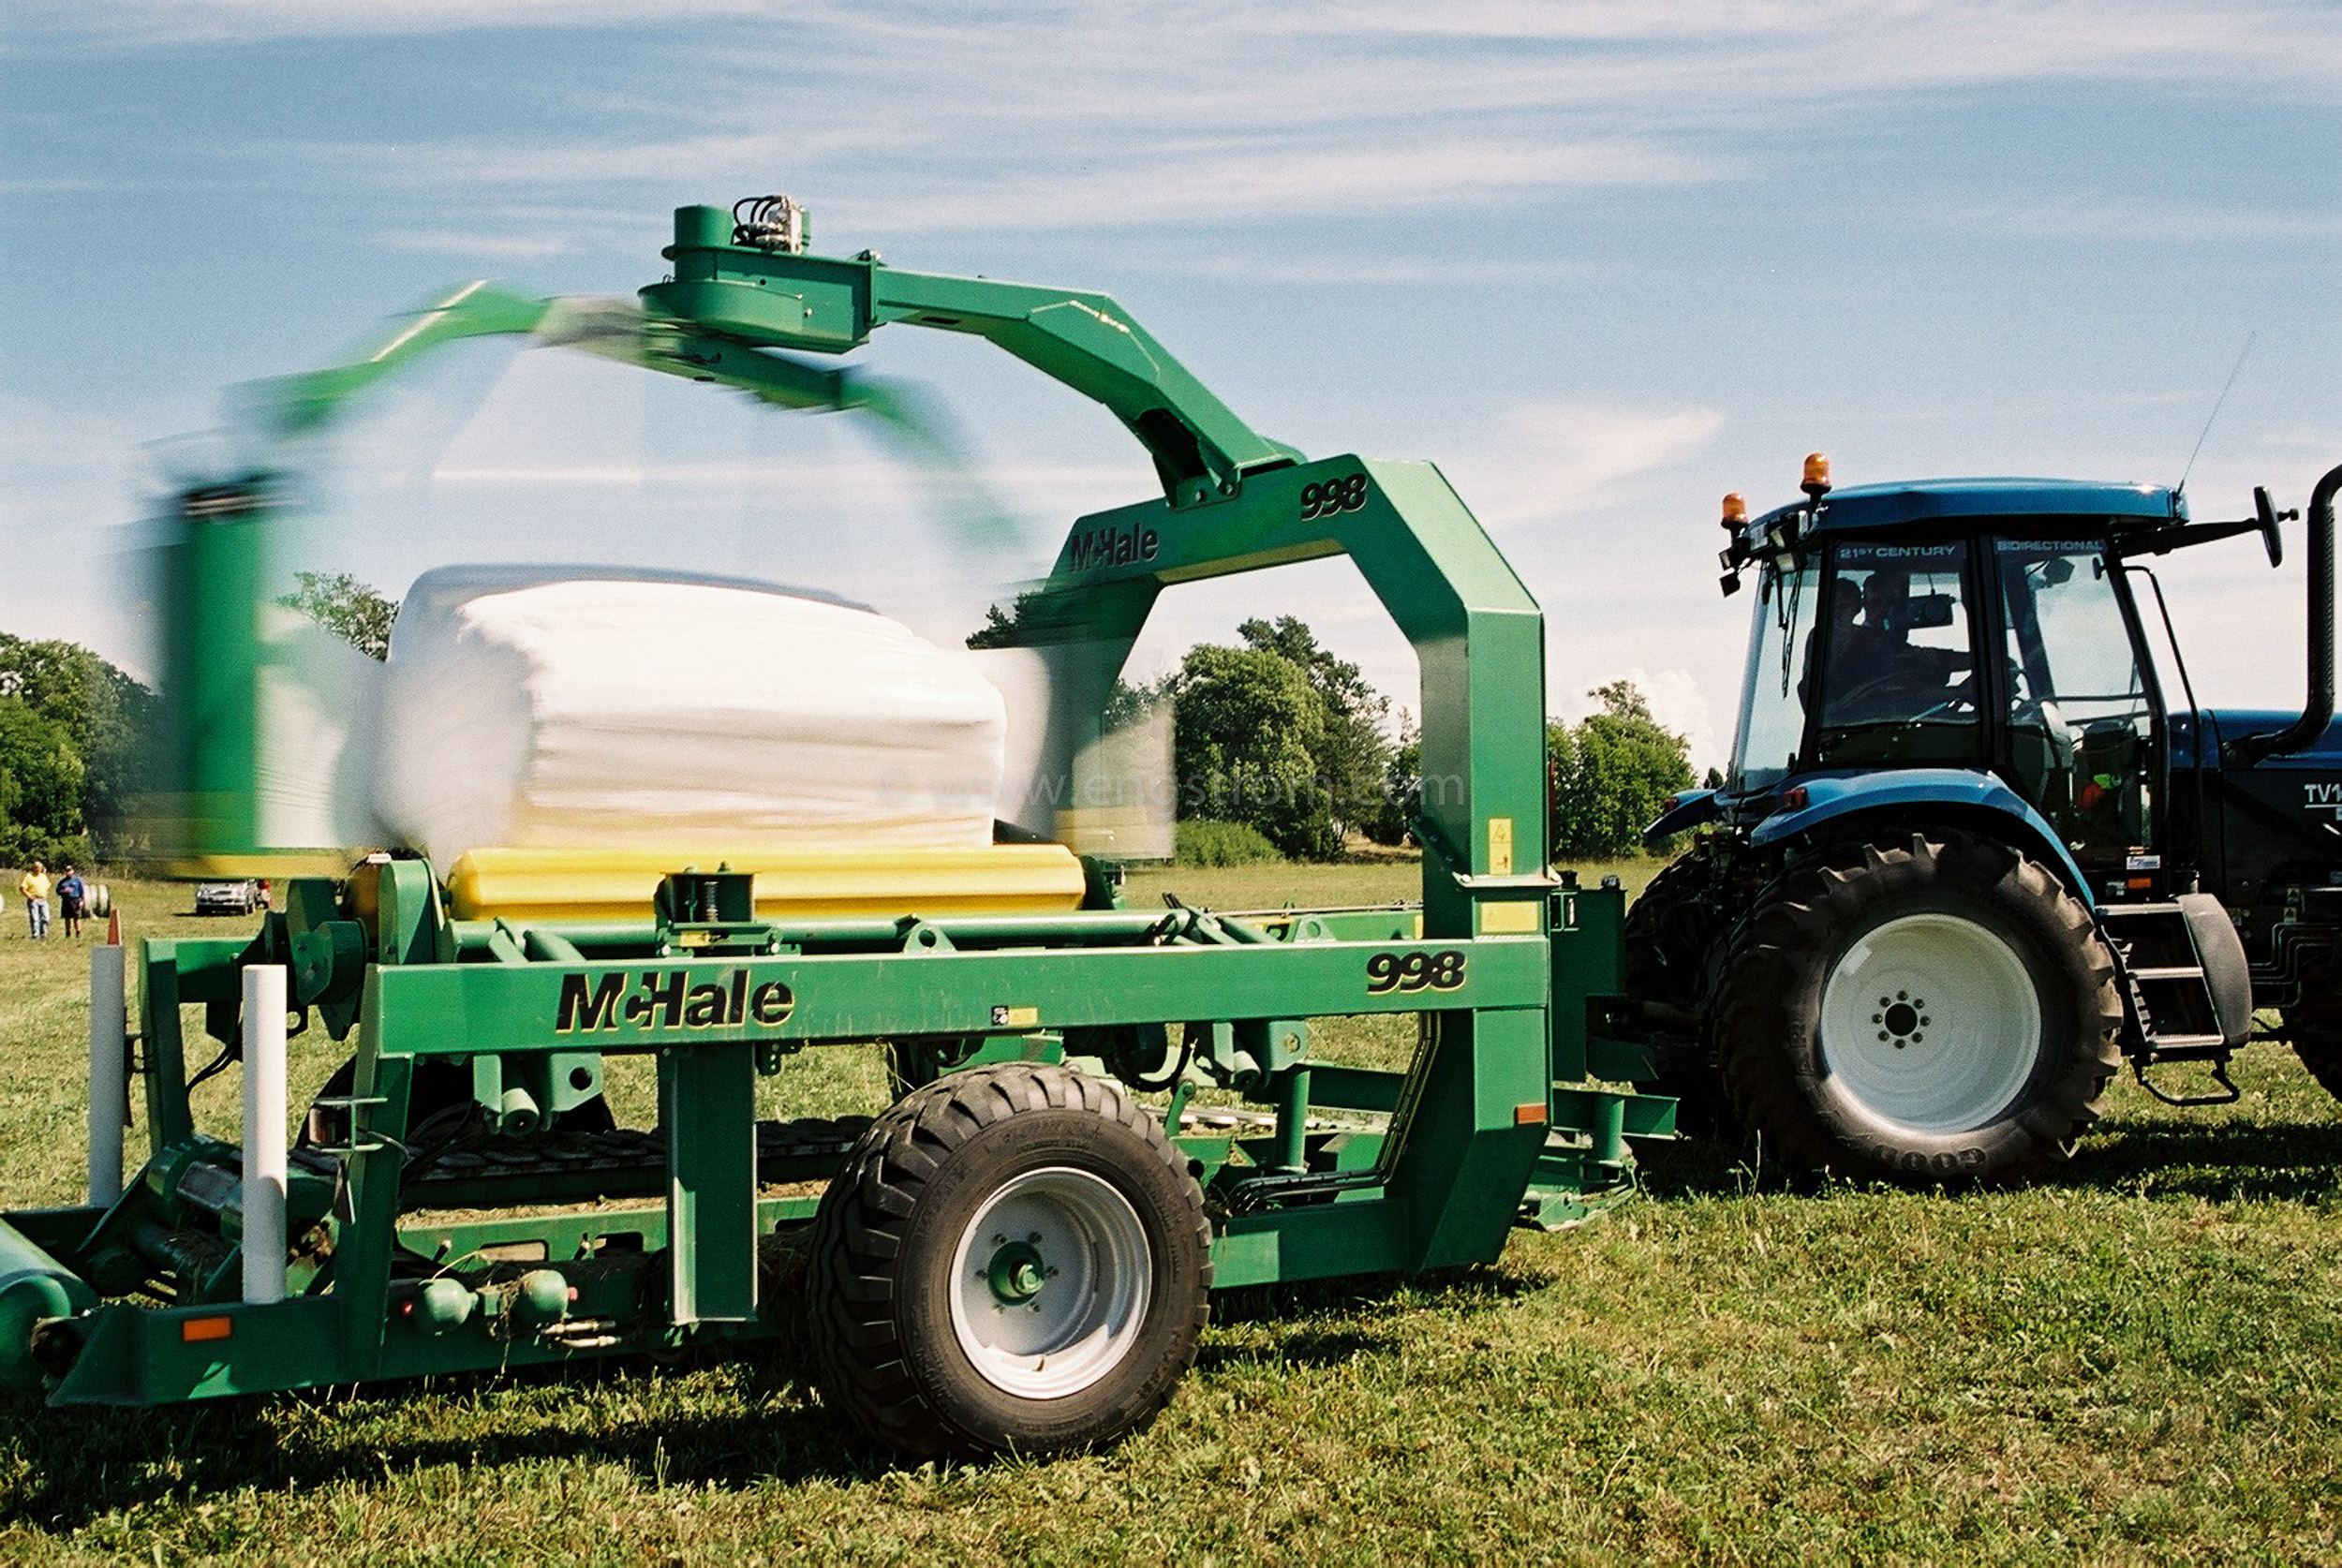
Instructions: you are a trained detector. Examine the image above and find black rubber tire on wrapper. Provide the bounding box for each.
[1623,845,1739,1140]
[808,1061,1211,1457]
[1714,830,2121,1184]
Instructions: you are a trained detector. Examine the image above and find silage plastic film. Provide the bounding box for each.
[373,566,1007,867]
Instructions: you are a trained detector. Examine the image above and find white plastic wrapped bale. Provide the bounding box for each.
[374,566,1007,868]
[254,603,393,851]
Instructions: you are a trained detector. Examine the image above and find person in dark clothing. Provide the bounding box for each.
[56,865,87,938]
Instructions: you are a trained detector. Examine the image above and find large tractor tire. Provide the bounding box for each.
[2281,992,2342,1103]
[1623,844,1738,1140]
[1714,830,2121,1185]
[808,1061,1211,1457]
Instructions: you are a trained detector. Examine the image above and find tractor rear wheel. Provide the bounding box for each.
[808,1061,1210,1457]
[1623,843,1738,1140]
[2282,992,2342,1103]
[1715,830,2120,1184]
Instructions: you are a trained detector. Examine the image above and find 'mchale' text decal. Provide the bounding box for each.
[1066,521,1159,572]
[556,969,794,1033]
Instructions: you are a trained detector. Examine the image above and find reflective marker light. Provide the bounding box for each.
[181,1316,233,1343]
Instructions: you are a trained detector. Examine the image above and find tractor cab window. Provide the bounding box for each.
[1811,540,1980,767]
[1727,556,1819,792]
[1994,539,2153,865]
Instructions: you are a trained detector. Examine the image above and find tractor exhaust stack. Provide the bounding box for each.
[2232,463,2342,764]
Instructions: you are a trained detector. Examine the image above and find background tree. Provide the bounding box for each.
[1358,721,1420,847]
[279,570,398,660]
[1235,616,1394,843]
[0,633,156,864]
[1548,680,1696,858]
[1166,643,1344,860]
[965,592,1039,650]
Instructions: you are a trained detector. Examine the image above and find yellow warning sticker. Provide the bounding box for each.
[991,1005,1041,1028]
[1481,901,1540,934]
[1489,817,1515,876]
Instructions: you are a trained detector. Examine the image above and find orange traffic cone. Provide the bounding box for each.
[107,908,121,945]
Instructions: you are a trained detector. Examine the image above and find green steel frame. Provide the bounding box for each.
[0,201,1672,1411]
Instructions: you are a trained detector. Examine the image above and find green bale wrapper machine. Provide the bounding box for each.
[0,199,1672,1457]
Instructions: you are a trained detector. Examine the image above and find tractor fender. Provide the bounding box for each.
[1749,769,2094,906]
[1640,788,1722,849]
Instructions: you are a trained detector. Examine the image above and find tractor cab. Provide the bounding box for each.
[1720,474,2187,891]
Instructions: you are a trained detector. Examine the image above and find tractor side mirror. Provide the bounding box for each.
[2254,485,2287,569]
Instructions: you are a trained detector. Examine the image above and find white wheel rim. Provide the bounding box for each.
[947,1166,1152,1400]
[1818,911,2042,1133]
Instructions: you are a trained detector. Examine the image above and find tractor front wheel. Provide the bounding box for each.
[808,1061,1210,1457]
[1715,830,2120,1184]
[1623,842,1738,1140]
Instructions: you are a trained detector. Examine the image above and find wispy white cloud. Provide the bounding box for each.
[1181,253,1585,287]
[1441,401,1729,527]
[25,2,2337,254]
[0,1,772,51]
[19,0,2340,101]
[1929,195,2342,244]
[376,227,586,260]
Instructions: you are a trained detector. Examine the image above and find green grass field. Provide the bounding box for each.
[3,865,2339,1565]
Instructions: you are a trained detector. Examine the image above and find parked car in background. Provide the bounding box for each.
[193,880,266,916]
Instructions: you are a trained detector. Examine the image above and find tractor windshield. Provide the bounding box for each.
[1727,557,1820,792]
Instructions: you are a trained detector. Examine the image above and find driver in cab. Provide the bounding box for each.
[1824,568,1969,725]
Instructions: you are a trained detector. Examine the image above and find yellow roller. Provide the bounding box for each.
[443,842,1089,924]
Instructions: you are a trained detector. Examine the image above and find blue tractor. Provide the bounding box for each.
[1624,458,2342,1183]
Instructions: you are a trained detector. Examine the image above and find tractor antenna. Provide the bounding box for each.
[2175,332,2254,499]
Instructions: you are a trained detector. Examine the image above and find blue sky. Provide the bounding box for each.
[4,2,2336,767]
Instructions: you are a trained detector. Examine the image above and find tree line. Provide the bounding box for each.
[1002,613,1697,865]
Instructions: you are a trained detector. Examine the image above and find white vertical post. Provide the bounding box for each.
[241,964,289,1306]
[87,940,128,1206]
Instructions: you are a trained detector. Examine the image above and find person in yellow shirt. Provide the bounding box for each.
[18,861,51,939]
